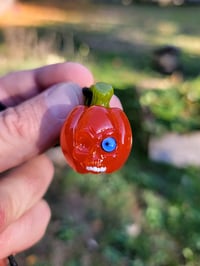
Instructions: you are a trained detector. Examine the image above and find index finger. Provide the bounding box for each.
[0,62,94,106]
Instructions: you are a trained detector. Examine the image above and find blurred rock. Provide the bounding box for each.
[126,223,141,237]
[149,132,200,167]
[86,238,99,251]
[152,45,183,76]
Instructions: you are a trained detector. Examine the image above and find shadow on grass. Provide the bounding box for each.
[40,25,200,78]
[0,22,200,79]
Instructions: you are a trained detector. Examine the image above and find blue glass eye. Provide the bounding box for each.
[101,137,117,152]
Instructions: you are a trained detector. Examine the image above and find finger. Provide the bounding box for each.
[0,77,87,171]
[0,259,6,266]
[0,200,51,260]
[110,95,123,109]
[0,82,84,171]
[0,62,94,106]
[35,62,94,91]
[0,155,54,232]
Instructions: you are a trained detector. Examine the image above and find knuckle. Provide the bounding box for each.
[1,104,38,141]
[38,200,51,231]
[0,259,7,266]
[23,156,54,197]
[42,155,55,178]
[37,156,55,191]
[0,206,6,232]
[0,198,9,232]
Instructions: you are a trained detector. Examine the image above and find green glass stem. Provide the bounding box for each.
[89,82,114,108]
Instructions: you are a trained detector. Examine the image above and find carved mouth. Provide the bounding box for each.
[86,166,107,173]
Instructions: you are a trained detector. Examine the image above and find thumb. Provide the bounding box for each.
[0,82,84,172]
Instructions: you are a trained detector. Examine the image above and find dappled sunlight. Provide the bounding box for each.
[175,35,200,55]
[157,21,178,36]
[0,2,85,27]
[151,34,200,55]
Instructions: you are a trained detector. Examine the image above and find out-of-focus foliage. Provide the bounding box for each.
[54,160,200,266]
[140,77,200,135]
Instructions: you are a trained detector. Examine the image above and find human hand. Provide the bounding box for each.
[0,62,96,262]
[0,62,122,263]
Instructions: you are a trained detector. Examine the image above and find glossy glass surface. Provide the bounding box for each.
[101,137,117,152]
[60,105,132,174]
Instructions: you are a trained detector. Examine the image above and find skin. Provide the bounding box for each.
[0,62,122,264]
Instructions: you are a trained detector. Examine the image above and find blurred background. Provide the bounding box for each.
[1,0,200,265]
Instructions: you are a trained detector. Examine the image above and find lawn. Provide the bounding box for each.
[1,2,200,265]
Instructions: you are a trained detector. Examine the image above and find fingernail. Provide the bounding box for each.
[45,82,84,121]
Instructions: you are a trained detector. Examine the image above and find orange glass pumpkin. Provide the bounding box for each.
[60,82,132,174]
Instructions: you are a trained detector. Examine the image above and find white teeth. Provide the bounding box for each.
[86,166,107,173]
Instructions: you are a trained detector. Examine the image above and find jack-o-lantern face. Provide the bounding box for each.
[60,105,132,174]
